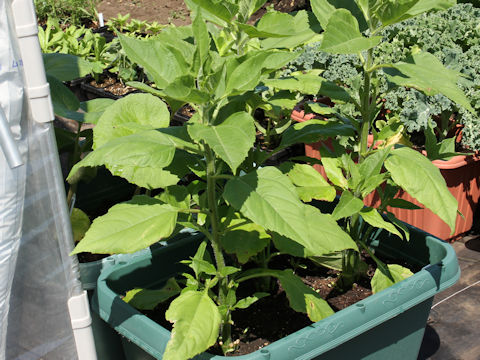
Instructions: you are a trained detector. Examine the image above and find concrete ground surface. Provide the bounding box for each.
[418,232,480,360]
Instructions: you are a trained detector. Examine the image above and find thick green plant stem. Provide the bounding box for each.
[204,143,232,352]
[359,48,374,159]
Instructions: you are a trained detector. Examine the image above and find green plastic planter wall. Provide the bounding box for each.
[93,227,459,360]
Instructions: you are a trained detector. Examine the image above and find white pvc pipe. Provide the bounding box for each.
[0,107,23,168]
[67,291,98,360]
[11,0,54,123]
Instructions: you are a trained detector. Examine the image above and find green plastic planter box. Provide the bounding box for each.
[92,225,459,360]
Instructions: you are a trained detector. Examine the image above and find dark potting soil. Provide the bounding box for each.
[87,76,137,97]
[77,252,109,263]
[140,255,381,357]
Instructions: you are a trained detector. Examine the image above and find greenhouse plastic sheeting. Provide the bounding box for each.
[0,0,82,358]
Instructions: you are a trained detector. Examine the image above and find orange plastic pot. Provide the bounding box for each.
[292,108,480,241]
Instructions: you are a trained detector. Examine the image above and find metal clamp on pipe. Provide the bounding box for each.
[0,107,23,168]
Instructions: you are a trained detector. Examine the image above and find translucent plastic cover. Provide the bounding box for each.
[1,0,82,358]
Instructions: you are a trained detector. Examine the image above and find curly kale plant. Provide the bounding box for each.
[288,3,480,151]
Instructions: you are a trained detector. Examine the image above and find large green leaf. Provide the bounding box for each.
[43,53,94,81]
[123,278,181,310]
[319,147,349,189]
[264,74,351,102]
[331,190,364,220]
[119,34,193,88]
[360,207,403,239]
[79,99,116,125]
[274,269,334,322]
[384,146,458,233]
[394,0,455,22]
[373,0,419,27]
[311,0,336,30]
[192,8,210,69]
[320,9,381,54]
[386,52,473,112]
[163,290,221,360]
[71,196,178,254]
[282,163,336,202]
[94,94,170,149]
[260,11,320,49]
[70,208,91,243]
[371,264,413,294]
[186,0,237,23]
[163,75,211,104]
[280,119,355,149]
[223,167,357,256]
[126,81,185,114]
[69,131,177,189]
[237,23,288,38]
[221,216,270,263]
[188,112,255,173]
[48,74,80,118]
[224,52,270,96]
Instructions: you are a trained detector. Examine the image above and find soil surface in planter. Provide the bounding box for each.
[139,253,418,356]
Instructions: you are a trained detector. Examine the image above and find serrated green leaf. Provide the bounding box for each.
[332,190,364,220]
[310,252,343,271]
[71,197,178,254]
[259,11,319,49]
[119,34,194,89]
[280,119,355,149]
[79,98,115,125]
[319,147,349,189]
[386,52,473,113]
[371,264,413,293]
[360,207,403,239]
[126,81,185,114]
[237,23,288,38]
[185,0,237,23]
[163,75,211,104]
[275,269,334,321]
[123,278,181,310]
[282,163,336,202]
[192,8,210,69]
[220,217,270,264]
[70,208,91,243]
[320,9,381,54]
[306,102,337,115]
[394,0,455,23]
[157,185,191,209]
[44,53,94,81]
[388,198,422,210]
[234,292,269,310]
[219,266,241,277]
[385,212,410,241]
[373,0,419,27]
[385,146,457,233]
[48,74,80,118]
[224,167,357,256]
[69,131,177,189]
[188,112,255,173]
[264,75,351,102]
[310,0,336,30]
[163,290,221,360]
[225,53,269,95]
[94,94,170,149]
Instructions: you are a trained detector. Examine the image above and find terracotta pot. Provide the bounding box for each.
[291,108,480,241]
